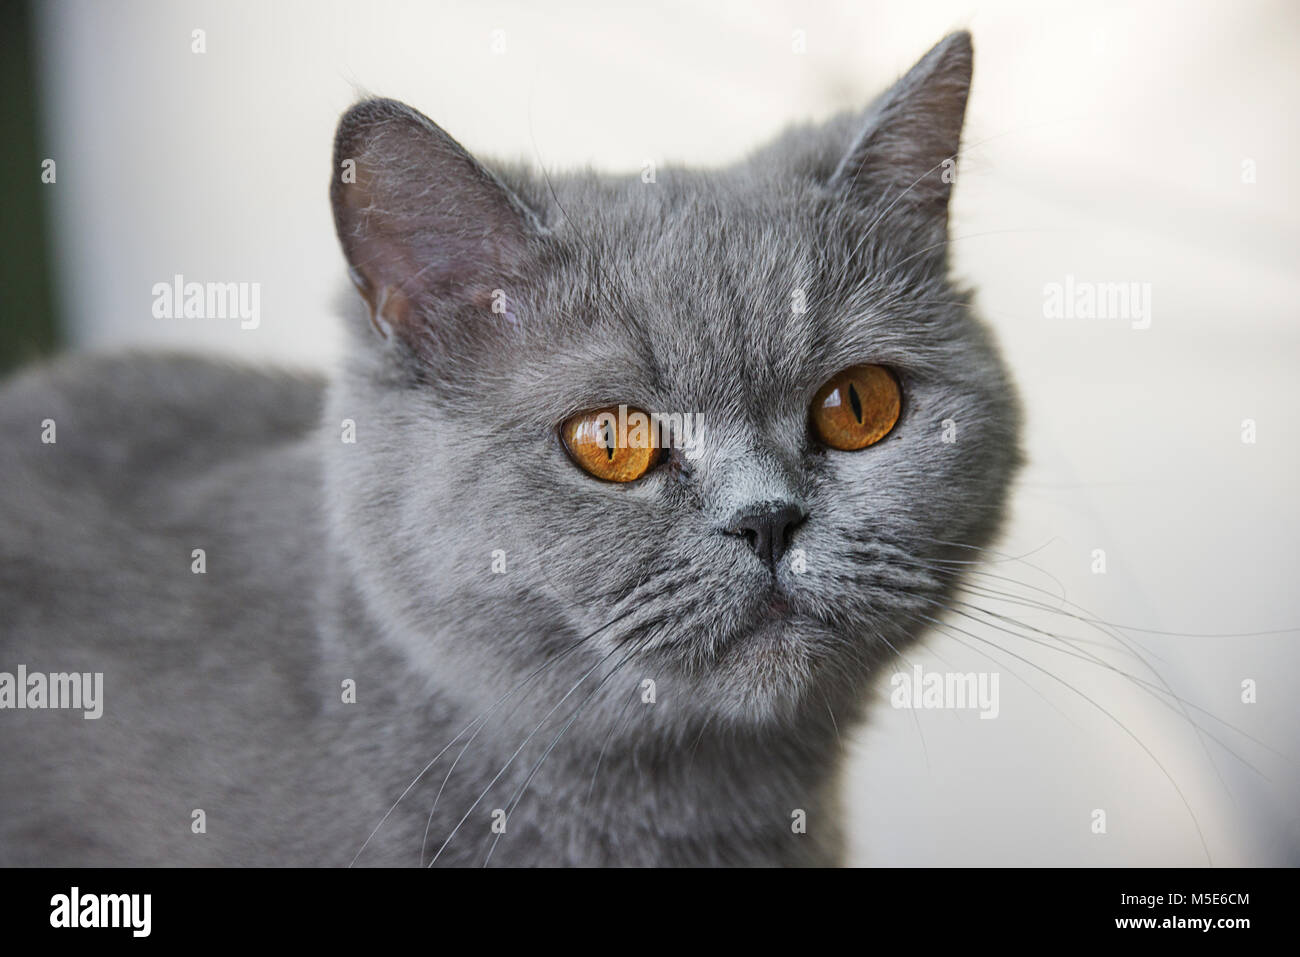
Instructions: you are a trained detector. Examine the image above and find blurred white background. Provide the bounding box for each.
[33,0,1300,864]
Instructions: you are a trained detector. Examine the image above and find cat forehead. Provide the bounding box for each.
[514,259,932,423]
[540,167,826,267]
[533,176,839,324]
[524,180,930,372]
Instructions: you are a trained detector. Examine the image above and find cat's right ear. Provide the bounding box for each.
[330,99,541,343]
[829,32,972,248]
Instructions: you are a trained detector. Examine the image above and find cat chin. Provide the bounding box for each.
[681,615,854,727]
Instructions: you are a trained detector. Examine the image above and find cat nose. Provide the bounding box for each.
[723,502,807,570]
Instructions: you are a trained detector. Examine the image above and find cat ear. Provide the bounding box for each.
[830,32,972,236]
[330,99,540,340]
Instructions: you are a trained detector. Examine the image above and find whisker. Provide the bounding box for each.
[427,628,641,866]
[482,632,655,866]
[912,608,1214,864]
[417,628,594,867]
[584,677,643,811]
[885,543,1286,770]
[941,600,1277,774]
[897,607,1084,731]
[351,625,597,868]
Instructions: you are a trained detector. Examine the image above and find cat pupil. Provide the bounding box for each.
[848,383,863,423]
[603,422,615,461]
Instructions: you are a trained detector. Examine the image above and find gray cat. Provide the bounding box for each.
[0,31,1019,866]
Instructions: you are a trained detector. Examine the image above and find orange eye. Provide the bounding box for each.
[810,365,901,450]
[561,406,662,482]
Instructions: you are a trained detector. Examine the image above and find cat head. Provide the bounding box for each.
[326,32,1021,736]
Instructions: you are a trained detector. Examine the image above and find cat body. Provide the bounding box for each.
[0,355,843,865]
[0,33,1019,866]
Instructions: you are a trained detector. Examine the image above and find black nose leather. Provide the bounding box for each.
[724,503,806,570]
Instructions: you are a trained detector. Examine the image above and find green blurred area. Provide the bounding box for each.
[0,0,60,374]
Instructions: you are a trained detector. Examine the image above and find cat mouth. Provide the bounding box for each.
[734,587,801,642]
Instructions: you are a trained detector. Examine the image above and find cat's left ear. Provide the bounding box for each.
[831,31,972,242]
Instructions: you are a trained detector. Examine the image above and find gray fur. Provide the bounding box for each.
[0,32,1019,866]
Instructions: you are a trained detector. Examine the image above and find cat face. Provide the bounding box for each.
[327,32,1021,732]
